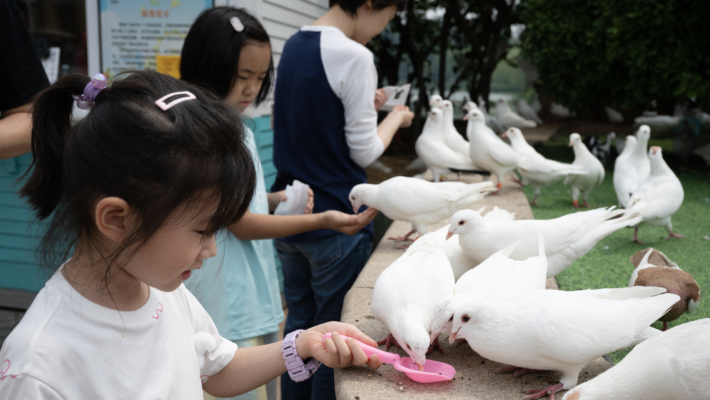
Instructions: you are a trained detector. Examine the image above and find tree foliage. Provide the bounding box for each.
[368,0,520,151]
[520,0,710,117]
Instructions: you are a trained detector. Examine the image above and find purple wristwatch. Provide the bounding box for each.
[282,329,321,382]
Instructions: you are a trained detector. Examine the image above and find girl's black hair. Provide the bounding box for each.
[180,7,273,105]
[21,71,256,278]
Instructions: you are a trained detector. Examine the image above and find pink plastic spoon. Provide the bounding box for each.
[323,333,456,383]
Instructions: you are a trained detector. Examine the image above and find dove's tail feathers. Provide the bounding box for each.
[468,181,496,194]
[580,286,667,300]
[629,326,662,347]
[475,205,487,215]
[618,208,643,227]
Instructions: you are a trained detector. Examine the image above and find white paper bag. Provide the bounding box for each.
[274,180,310,216]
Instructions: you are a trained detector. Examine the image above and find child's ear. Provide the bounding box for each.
[95,197,132,243]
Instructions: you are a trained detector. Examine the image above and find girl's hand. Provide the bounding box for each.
[268,189,315,214]
[374,89,388,111]
[304,188,314,214]
[391,105,414,128]
[322,208,378,235]
[295,322,382,370]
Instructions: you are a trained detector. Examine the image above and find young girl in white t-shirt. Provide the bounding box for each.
[0,71,380,399]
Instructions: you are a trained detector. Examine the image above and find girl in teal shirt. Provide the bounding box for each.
[180,8,377,400]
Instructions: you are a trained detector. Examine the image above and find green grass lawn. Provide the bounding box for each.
[522,139,710,363]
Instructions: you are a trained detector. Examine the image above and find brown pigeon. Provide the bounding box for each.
[629,248,701,330]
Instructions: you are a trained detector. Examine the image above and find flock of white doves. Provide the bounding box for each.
[344,98,705,399]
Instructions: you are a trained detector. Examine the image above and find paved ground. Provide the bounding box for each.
[333,175,614,400]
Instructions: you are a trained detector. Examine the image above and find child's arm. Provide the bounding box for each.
[202,322,381,398]
[376,105,414,150]
[229,208,378,240]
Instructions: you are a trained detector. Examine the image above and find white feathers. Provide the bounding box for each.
[496,98,537,128]
[371,233,455,367]
[562,319,710,400]
[349,176,494,237]
[450,288,680,390]
[565,133,605,206]
[516,98,543,125]
[614,125,651,208]
[628,146,684,232]
[448,207,642,278]
[416,108,479,182]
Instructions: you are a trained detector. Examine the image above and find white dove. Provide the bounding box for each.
[517,98,543,125]
[415,108,480,182]
[613,135,639,208]
[476,98,506,134]
[565,133,605,208]
[405,206,516,280]
[430,232,547,344]
[562,318,710,400]
[628,146,684,243]
[465,108,528,194]
[349,176,494,242]
[447,207,642,278]
[439,100,471,157]
[371,233,455,369]
[496,98,537,128]
[634,115,680,130]
[429,94,443,108]
[462,101,505,143]
[449,287,679,399]
[604,106,624,124]
[504,127,587,205]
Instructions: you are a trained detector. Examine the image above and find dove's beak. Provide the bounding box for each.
[568,141,573,147]
[463,114,469,121]
[448,331,458,345]
[445,231,454,240]
[501,132,508,138]
[416,362,425,372]
[353,205,359,214]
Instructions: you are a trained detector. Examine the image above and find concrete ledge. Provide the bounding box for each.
[335,178,611,399]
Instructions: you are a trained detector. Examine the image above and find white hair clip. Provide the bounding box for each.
[230,16,244,32]
[155,91,196,111]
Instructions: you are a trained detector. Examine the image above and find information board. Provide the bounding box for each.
[98,0,212,79]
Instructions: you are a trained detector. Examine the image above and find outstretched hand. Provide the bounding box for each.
[296,322,381,370]
[323,208,378,235]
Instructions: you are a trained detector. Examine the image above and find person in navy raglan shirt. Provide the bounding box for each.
[272,0,412,398]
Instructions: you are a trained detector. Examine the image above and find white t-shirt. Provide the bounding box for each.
[0,267,237,399]
[301,25,384,168]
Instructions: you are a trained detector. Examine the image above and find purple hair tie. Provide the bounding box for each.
[73,73,108,110]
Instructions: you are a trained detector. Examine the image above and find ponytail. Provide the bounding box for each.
[21,75,91,220]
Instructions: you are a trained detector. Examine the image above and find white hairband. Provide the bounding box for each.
[230,16,244,32]
[155,91,196,111]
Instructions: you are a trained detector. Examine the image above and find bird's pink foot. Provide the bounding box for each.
[453,338,467,348]
[530,200,538,206]
[525,383,565,400]
[426,337,446,355]
[662,321,668,331]
[582,200,590,207]
[388,229,417,243]
[376,334,400,350]
[511,177,524,186]
[665,231,685,240]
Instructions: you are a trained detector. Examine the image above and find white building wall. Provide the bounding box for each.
[220,0,329,116]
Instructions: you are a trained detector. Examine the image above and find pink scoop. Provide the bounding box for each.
[323,333,455,383]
